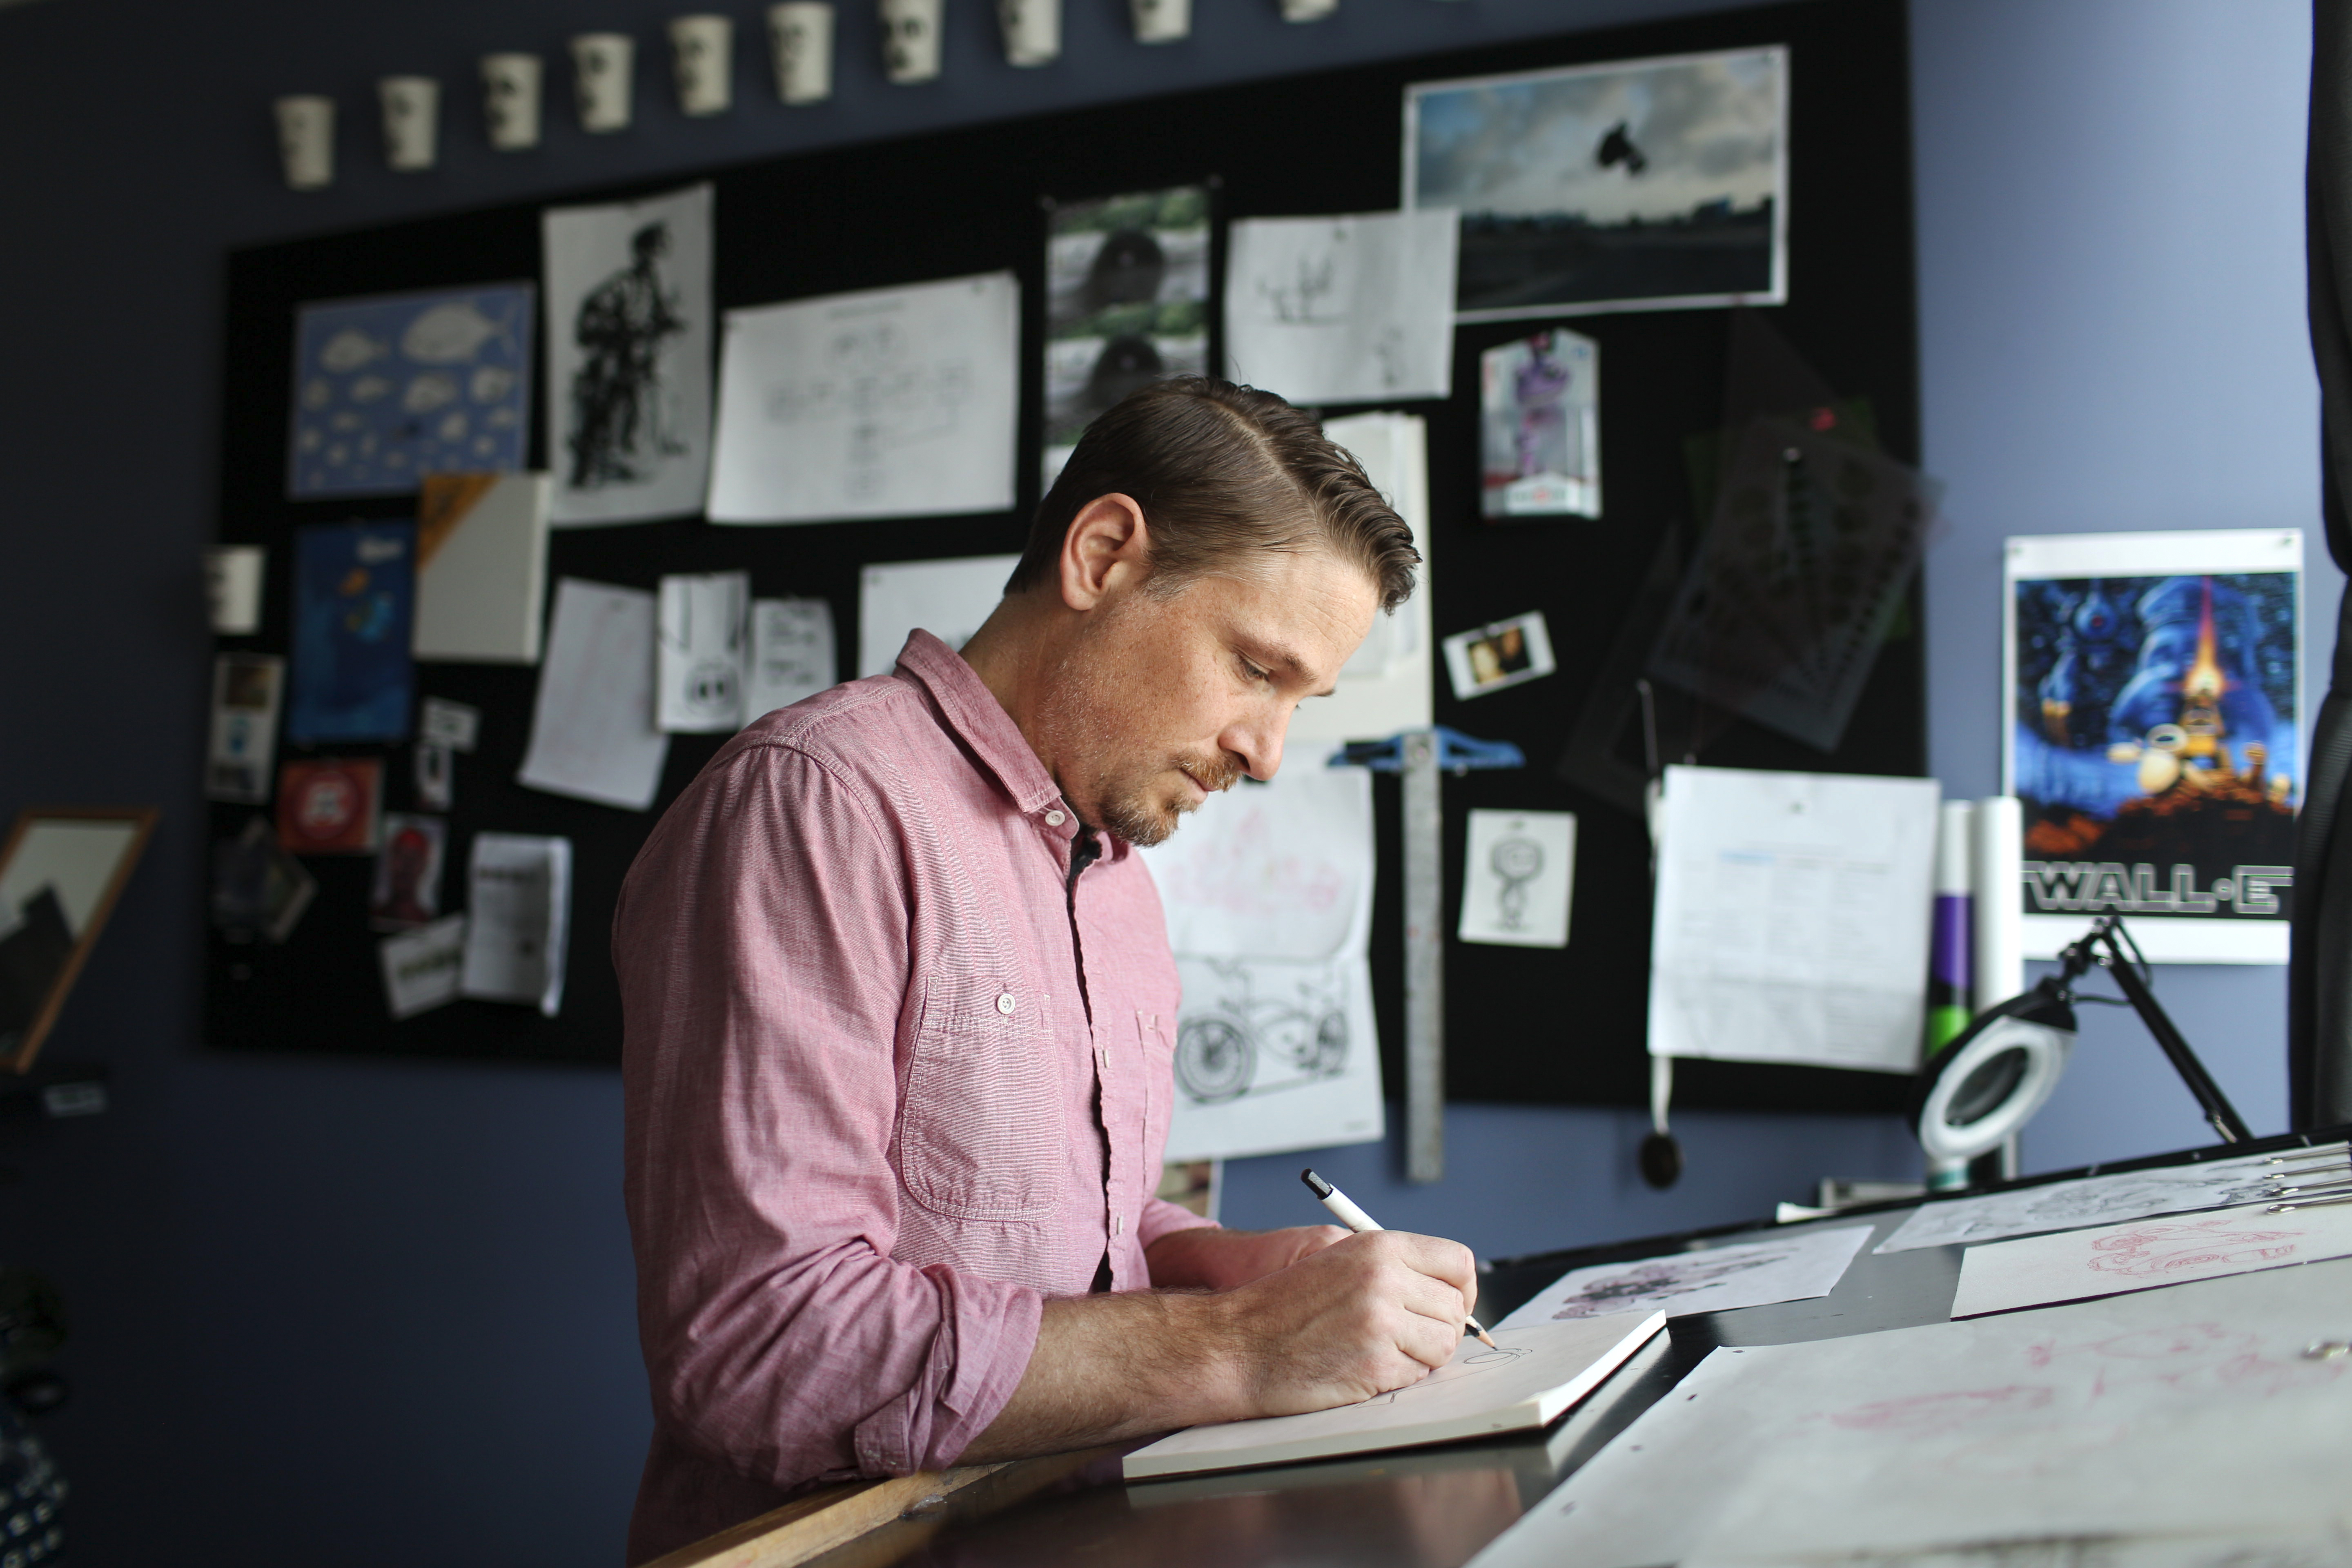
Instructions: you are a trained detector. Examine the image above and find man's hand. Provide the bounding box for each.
[1143,1224,1348,1290]
[958,1227,1478,1463]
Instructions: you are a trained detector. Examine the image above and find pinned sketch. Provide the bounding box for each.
[1442,610,1555,700]
[518,578,671,811]
[1459,808,1575,948]
[210,816,315,943]
[287,283,535,498]
[412,471,550,664]
[1468,1261,2352,1568]
[2005,530,2303,966]
[855,554,1018,678]
[1223,210,1459,406]
[1162,954,1383,1162]
[418,697,480,752]
[1497,1225,1871,1330]
[747,598,836,720]
[414,742,454,812]
[1292,412,1434,751]
[1481,330,1599,517]
[1405,47,1787,320]
[1951,1199,2352,1319]
[656,571,750,732]
[380,913,466,1020]
[460,833,570,1016]
[1045,185,1211,479]
[709,272,1021,524]
[1125,1312,1664,1481]
[1875,1144,2350,1254]
[207,653,284,805]
[1648,765,1940,1074]
[1140,768,1374,962]
[287,520,414,745]
[368,813,446,931]
[543,183,714,525]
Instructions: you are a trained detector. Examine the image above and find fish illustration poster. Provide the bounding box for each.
[287,284,535,498]
[542,183,714,526]
[2004,530,2302,963]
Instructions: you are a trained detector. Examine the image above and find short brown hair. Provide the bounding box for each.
[1005,378,1419,612]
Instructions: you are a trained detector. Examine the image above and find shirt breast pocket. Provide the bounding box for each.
[898,974,1067,1223]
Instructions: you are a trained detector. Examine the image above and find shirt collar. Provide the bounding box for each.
[893,630,1109,851]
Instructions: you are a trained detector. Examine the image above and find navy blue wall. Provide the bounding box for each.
[0,0,2323,1563]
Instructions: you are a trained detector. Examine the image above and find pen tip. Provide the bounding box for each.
[1475,1327,1498,1350]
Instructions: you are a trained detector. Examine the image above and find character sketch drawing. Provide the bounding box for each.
[1488,835,1545,930]
[568,222,690,491]
[1550,1248,1786,1320]
[1175,958,1350,1105]
[1358,1343,1536,1406]
[2082,1216,2304,1281]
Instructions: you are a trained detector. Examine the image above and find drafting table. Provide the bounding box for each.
[645,1124,2352,1568]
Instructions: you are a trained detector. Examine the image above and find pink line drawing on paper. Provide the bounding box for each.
[1818,1385,2055,1438]
[2081,1216,2302,1280]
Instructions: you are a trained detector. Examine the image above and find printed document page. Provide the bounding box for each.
[1648,765,1939,1073]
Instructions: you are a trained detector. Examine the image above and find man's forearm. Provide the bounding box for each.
[954,1290,1243,1462]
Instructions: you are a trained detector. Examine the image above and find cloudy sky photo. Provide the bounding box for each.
[1412,50,1783,227]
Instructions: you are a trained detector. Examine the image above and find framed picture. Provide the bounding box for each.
[0,807,157,1071]
[1405,46,1788,321]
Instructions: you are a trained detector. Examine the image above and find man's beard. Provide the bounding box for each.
[1033,626,1242,846]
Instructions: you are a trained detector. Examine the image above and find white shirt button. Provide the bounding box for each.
[1045,809,1066,826]
[996,993,1016,1016]
[1114,1214,1124,1236]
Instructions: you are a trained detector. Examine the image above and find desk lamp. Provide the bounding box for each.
[1913,915,2252,1174]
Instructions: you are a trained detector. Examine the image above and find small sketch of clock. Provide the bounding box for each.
[1490,835,1544,930]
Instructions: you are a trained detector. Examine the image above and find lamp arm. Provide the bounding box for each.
[2078,920,2254,1145]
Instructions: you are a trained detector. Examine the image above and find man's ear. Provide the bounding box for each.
[1058,494,1152,612]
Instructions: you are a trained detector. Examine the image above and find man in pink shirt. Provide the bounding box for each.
[616,379,1480,1562]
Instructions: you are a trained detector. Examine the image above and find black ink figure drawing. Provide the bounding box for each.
[568,222,688,490]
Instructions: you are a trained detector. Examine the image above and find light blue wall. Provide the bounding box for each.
[1909,0,2329,1171]
[0,0,2328,1562]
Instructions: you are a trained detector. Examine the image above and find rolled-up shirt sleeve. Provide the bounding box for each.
[617,742,1041,1491]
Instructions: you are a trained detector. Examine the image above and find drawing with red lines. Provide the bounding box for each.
[1949,1197,2352,1319]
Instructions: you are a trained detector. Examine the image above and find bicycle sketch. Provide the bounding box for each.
[1174,957,1351,1105]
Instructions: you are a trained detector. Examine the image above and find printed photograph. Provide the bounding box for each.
[1043,185,1211,477]
[1406,47,1787,320]
[1443,612,1557,700]
[1479,328,1601,517]
[370,813,448,932]
[2011,566,2299,924]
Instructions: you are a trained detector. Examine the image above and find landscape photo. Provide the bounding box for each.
[1406,47,1787,319]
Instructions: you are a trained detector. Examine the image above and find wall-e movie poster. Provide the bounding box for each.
[2004,530,2303,964]
[541,182,714,525]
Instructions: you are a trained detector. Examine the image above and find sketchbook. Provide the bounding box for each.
[1122,1310,1663,1481]
[1949,1195,2352,1318]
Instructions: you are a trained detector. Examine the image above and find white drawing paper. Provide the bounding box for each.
[412,471,550,664]
[1406,48,1787,321]
[1125,1311,1665,1481]
[1459,808,1575,948]
[418,697,480,752]
[855,554,1018,678]
[207,653,284,805]
[1161,954,1383,1163]
[1648,765,1940,1074]
[656,571,750,732]
[1497,1224,1871,1330]
[1876,1144,2351,1254]
[708,271,1021,524]
[747,598,837,720]
[518,578,671,811]
[2002,529,2303,966]
[459,832,570,1016]
[543,183,714,525]
[379,913,466,1020]
[1950,1198,2352,1319]
[1442,611,1556,700]
[1291,412,1433,752]
[1223,210,1459,406]
[1140,767,1374,963]
[1466,1260,2352,1568]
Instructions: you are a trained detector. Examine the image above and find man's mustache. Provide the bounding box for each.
[1179,754,1244,795]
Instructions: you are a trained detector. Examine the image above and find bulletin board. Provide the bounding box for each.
[206,0,1925,1114]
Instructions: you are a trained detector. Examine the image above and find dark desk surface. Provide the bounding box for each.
[802,1127,2346,1568]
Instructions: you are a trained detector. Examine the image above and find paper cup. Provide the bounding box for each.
[481,53,543,150]
[878,0,941,84]
[205,546,266,634]
[379,76,439,171]
[274,95,334,190]
[769,2,835,103]
[1131,0,1190,42]
[571,32,635,132]
[669,15,733,116]
[998,0,1058,66]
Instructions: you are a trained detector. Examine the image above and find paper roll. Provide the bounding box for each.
[1973,796,2025,1011]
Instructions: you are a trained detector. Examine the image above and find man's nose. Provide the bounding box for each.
[1226,704,1286,782]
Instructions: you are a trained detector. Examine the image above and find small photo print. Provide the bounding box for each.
[1043,185,1212,479]
[1442,611,1557,700]
[1480,330,1599,518]
[370,813,448,931]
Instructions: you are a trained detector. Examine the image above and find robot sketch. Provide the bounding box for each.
[567,221,689,490]
[1174,959,1351,1105]
[1488,835,1546,932]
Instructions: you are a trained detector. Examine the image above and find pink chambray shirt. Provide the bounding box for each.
[614,629,1214,1563]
